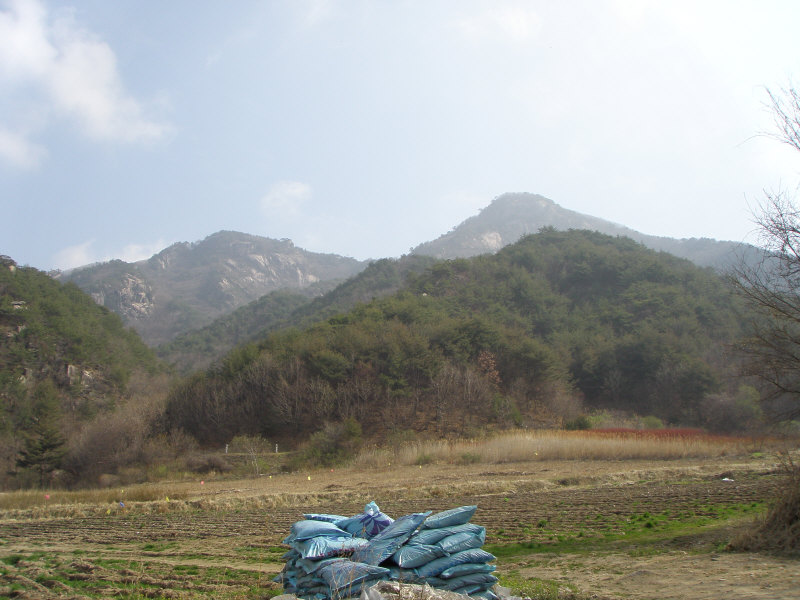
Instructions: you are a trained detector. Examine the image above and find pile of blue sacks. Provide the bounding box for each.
[276,502,497,600]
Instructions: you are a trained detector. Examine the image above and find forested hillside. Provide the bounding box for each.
[0,256,162,486]
[166,230,750,445]
[158,255,437,373]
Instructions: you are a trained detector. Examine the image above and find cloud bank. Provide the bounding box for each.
[53,238,167,271]
[261,181,313,218]
[0,0,169,168]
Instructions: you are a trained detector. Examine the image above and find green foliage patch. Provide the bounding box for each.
[166,230,747,445]
[486,501,766,557]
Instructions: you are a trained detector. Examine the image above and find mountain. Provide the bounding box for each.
[412,192,758,270]
[157,255,437,373]
[165,230,747,445]
[0,256,160,471]
[58,231,367,346]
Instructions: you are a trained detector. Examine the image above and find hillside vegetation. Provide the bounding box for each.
[166,230,753,446]
[0,256,162,486]
[158,255,437,373]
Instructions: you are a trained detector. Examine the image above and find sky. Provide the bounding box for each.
[2,0,800,271]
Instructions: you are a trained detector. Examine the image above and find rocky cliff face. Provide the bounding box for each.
[89,273,155,319]
[60,232,366,345]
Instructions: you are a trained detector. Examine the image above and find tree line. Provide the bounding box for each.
[165,229,750,445]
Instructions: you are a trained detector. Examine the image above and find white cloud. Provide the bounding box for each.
[0,0,53,81]
[53,239,97,270]
[454,3,542,44]
[0,0,169,167]
[0,125,46,168]
[260,181,312,218]
[53,237,166,270]
[47,15,168,142]
[118,239,167,263]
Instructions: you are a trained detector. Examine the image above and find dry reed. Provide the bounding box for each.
[352,429,755,468]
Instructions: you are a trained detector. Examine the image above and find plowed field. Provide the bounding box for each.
[0,457,797,599]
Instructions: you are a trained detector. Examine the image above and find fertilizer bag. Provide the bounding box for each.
[285,519,351,543]
[407,523,485,546]
[352,511,431,565]
[318,560,391,596]
[420,505,477,530]
[294,535,368,560]
[336,501,394,539]
[390,544,447,568]
[437,527,486,554]
[413,548,495,579]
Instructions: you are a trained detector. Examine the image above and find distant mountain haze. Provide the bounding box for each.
[58,193,760,347]
[58,232,366,346]
[412,193,757,270]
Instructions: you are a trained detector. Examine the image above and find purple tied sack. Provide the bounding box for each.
[336,501,394,539]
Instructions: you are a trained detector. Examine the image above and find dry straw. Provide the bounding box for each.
[352,429,753,468]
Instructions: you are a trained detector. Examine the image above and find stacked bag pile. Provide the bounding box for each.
[276,502,497,600]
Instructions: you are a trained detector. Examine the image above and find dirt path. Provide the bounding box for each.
[522,551,800,600]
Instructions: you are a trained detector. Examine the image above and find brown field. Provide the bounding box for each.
[0,440,798,599]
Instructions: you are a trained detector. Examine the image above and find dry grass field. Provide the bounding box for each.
[1,431,798,599]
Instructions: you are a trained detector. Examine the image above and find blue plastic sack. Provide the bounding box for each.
[304,513,350,523]
[390,544,447,568]
[294,536,369,560]
[281,549,300,561]
[336,501,394,539]
[318,560,391,595]
[407,523,485,546]
[437,528,486,554]
[286,519,351,543]
[352,511,431,565]
[441,572,498,591]
[421,505,477,529]
[413,549,495,578]
[438,562,496,579]
[296,556,347,575]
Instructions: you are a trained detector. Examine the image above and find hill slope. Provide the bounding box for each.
[0,255,161,483]
[157,255,438,373]
[165,230,746,445]
[59,231,366,346]
[412,192,757,270]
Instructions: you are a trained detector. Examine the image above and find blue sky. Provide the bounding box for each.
[2,0,800,271]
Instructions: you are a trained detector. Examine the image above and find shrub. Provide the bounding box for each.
[288,419,363,469]
[729,463,800,555]
[414,453,434,466]
[641,415,664,429]
[228,434,272,454]
[458,452,482,465]
[185,453,233,474]
[564,415,591,430]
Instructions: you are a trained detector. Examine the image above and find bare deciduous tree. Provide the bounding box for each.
[733,86,800,421]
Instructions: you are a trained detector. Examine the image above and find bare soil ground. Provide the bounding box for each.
[0,456,797,599]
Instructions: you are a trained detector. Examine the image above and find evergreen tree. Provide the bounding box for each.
[15,379,66,488]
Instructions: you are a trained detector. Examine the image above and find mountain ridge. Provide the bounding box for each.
[411,192,755,270]
[58,231,366,346]
[57,193,761,348]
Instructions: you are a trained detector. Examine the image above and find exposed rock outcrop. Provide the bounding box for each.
[59,232,366,345]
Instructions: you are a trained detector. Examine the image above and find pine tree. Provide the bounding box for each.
[16,419,66,488]
[15,379,66,488]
